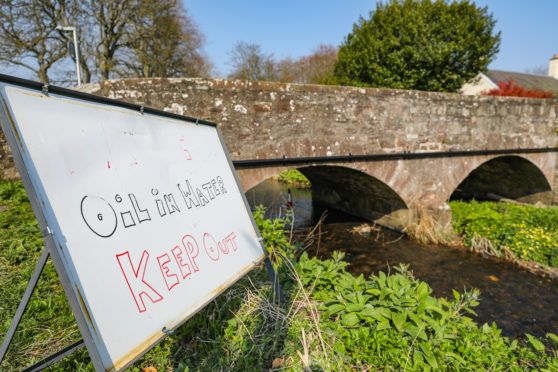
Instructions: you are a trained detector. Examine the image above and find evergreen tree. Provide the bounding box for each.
[329,0,501,92]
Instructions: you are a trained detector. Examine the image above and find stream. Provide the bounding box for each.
[245,179,558,339]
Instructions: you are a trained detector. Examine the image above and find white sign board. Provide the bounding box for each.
[0,83,266,371]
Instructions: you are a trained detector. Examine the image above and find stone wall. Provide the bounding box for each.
[75,78,558,163]
[0,135,18,180]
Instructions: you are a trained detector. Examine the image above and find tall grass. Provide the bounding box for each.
[403,206,457,246]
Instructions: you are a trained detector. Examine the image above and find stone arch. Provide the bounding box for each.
[237,164,410,230]
[297,165,409,230]
[236,166,293,193]
[449,155,553,204]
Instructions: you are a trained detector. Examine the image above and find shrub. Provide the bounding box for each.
[482,79,554,98]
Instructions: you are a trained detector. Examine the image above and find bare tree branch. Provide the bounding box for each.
[119,0,211,78]
[227,42,276,81]
[0,0,211,83]
[0,0,68,83]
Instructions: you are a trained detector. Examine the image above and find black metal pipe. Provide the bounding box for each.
[22,340,85,372]
[232,147,558,169]
[0,73,217,128]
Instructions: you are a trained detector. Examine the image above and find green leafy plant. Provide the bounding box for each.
[277,169,311,188]
[327,0,501,92]
[252,205,298,267]
[450,200,558,268]
[296,254,558,370]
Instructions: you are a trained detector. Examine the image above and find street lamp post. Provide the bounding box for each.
[56,26,81,86]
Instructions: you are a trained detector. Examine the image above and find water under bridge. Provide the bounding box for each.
[2,77,557,229]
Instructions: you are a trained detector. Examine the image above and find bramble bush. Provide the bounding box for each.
[450,200,558,268]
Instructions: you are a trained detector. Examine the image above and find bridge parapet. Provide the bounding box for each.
[77,77,558,162]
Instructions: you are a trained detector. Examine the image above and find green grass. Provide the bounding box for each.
[0,180,91,370]
[1,180,557,370]
[450,200,558,268]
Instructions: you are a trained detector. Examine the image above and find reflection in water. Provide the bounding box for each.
[246,179,558,338]
[245,179,313,227]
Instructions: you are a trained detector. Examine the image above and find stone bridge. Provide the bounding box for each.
[2,77,558,229]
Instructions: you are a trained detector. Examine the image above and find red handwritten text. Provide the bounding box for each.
[117,231,240,313]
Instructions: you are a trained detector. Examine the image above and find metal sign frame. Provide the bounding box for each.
[0,73,281,371]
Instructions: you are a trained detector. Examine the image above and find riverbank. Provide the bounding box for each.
[276,170,558,279]
[302,219,558,339]
[450,200,558,279]
[1,179,558,370]
[245,179,558,339]
[148,208,558,370]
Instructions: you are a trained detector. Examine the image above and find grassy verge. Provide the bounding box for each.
[0,180,90,370]
[277,169,311,188]
[450,200,558,270]
[1,180,558,370]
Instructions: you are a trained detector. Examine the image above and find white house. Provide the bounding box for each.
[461,54,558,95]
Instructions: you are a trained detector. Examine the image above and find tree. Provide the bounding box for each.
[0,0,211,84]
[42,0,95,84]
[0,0,126,83]
[274,57,299,83]
[85,0,131,81]
[482,79,553,98]
[328,0,501,92]
[0,0,68,84]
[523,66,547,76]
[299,44,338,84]
[120,0,210,78]
[276,44,338,84]
[227,43,337,84]
[227,42,276,81]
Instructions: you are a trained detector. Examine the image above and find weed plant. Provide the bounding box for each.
[450,200,558,268]
[1,180,557,370]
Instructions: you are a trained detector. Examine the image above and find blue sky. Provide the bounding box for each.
[186,0,558,77]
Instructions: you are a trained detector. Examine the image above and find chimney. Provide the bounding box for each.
[550,54,558,79]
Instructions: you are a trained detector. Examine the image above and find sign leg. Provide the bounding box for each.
[21,339,85,372]
[264,257,285,303]
[0,247,49,364]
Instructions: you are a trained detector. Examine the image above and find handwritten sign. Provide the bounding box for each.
[0,83,266,371]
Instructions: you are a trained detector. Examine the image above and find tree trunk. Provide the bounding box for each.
[80,55,92,84]
[38,65,50,84]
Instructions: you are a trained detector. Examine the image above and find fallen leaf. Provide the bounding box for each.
[272,357,284,367]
